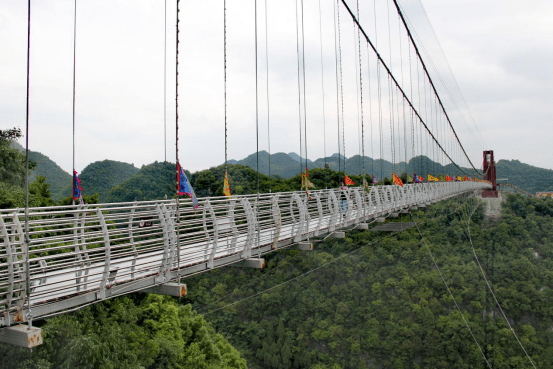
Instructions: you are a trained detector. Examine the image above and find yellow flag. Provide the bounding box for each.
[223,170,231,197]
[427,174,439,182]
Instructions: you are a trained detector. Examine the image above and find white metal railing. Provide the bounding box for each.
[0,181,489,326]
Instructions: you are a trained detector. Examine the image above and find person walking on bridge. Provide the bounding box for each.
[339,182,348,217]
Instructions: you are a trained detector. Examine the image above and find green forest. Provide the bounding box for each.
[180,194,553,368]
[3,129,553,368]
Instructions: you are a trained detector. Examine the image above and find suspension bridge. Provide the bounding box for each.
[2,0,494,348]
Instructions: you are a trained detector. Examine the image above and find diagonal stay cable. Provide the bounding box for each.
[391,0,482,175]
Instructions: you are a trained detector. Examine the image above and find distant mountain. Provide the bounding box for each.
[11,141,71,201]
[287,152,314,165]
[233,151,317,179]
[496,159,553,194]
[229,151,475,180]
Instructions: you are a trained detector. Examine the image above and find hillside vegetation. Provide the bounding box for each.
[497,159,553,194]
[184,194,553,368]
[76,159,139,202]
[2,295,247,369]
[106,161,178,202]
[10,141,71,201]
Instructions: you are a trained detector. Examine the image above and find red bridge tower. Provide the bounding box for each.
[482,150,498,198]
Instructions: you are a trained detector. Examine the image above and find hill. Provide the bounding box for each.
[106,161,179,202]
[497,159,553,194]
[106,162,300,203]
[75,159,139,202]
[11,141,71,201]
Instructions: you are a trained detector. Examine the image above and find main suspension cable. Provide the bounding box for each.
[296,0,303,180]
[356,0,365,185]
[224,0,228,171]
[164,0,167,162]
[301,0,308,178]
[337,0,346,181]
[175,0,182,290]
[338,0,472,176]
[317,0,328,187]
[333,0,341,180]
[391,0,481,175]
[24,0,32,328]
[264,0,271,191]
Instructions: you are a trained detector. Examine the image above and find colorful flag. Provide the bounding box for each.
[223,169,231,197]
[414,174,425,183]
[344,175,355,186]
[73,171,83,203]
[372,175,381,185]
[392,173,403,187]
[457,176,464,181]
[427,174,439,182]
[305,168,314,188]
[177,163,198,209]
[445,175,453,182]
[438,174,445,182]
[407,175,414,183]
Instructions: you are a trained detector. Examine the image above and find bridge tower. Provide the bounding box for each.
[482,150,498,198]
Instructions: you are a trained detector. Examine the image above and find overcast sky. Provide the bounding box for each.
[1,0,552,173]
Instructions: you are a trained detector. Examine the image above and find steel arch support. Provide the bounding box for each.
[202,200,218,269]
[240,197,256,259]
[313,193,324,236]
[353,188,363,224]
[271,194,282,249]
[97,208,111,299]
[0,216,14,317]
[290,193,306,242]
[228,197,239,254]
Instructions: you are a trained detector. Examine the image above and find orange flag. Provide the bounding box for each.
[223,170,231,197]
[392,173,403,187]
[344,175,355,186]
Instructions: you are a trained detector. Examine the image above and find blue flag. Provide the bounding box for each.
[73,171,83,203]
[372,175,381,185]
[177,163,198,209]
